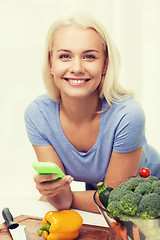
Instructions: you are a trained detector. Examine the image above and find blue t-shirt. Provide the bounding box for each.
[24,94,160,182]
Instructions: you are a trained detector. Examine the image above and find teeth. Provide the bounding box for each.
[69,79,86,84]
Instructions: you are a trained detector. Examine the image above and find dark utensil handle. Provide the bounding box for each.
[2,208,19,229]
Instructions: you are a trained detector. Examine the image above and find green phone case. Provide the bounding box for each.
[32,162,65,178]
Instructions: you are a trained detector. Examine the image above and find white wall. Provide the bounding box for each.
[141,1,160,151]
[0,0,159,199]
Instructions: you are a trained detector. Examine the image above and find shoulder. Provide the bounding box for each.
[114,97,145,123]
[24,94,59,125]
[113,97,146,140]
[111,97,146,152]
[102,96,145,123]
[25,94,57,115]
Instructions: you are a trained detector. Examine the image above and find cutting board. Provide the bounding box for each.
[0,215,116,240]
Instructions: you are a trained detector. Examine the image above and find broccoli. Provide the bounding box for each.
[137,193,160,219]
[102,176,160,219]
[152,181,160,195]
[119,177,144,191]
[119,192,142,216]
[145,176,159,183]
[134,182,154,195]
[108,188,132,203]
[107,201,123,217]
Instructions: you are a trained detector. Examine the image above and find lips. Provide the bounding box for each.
[63,78,91,84]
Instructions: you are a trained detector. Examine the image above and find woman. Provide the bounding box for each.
[25,14,160,213]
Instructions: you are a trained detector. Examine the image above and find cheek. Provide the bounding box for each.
[51,62,68,78]
[87,64,104,79]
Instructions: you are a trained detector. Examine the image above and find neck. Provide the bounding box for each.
[60,92,102,124]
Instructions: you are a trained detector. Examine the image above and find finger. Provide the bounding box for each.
[63,175,74,184]
[39,185,64,197]
[41,190,62,198]
[33,173,59,183]
[37,175,74,191]
[38,180,69,197]
[35,175,74,196]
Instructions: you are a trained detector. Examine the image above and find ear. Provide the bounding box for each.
[102,57,108,75]
[49,51,53,74]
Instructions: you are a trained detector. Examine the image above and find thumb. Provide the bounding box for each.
[63,175,74,184]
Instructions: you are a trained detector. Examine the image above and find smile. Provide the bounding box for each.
[63,78,91,85]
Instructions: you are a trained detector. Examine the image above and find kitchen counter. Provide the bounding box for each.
[0,195,108,227]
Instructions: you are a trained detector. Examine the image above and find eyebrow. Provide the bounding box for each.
[57,49,99,53]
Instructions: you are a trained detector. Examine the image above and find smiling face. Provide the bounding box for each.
[50,26,107,99]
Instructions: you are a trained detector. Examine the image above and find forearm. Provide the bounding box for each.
[47,184,73,210]
[71,190,100,213]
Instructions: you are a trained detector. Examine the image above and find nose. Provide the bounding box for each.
[70,57,84,74]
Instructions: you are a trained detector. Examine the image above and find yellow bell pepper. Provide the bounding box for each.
[38,210,83,240]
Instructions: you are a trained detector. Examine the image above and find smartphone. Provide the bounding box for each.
[32,162,65,179]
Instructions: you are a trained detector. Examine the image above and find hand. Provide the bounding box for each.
[33,174,74,198]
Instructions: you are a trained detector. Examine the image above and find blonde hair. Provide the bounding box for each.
[43,13,133,106]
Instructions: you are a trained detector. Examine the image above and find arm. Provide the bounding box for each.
[32,144,100,212]
[71,146,142,212]
[33,144,142,212]
[104,146,142,188]
[33,144,73,210]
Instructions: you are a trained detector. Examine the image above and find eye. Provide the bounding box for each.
[59,54,71,59]
[84,55,96,60]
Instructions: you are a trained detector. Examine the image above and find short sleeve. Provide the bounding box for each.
[24,102,50,146]
[113,99,147,153]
